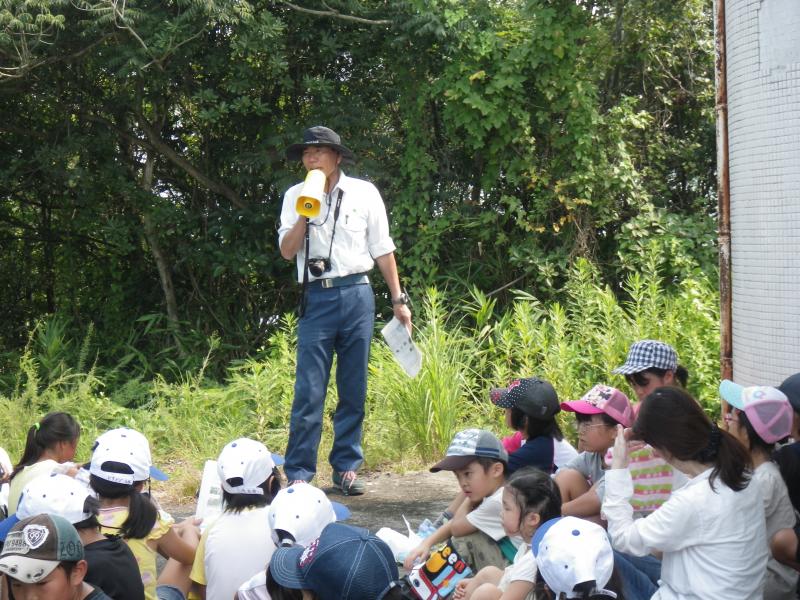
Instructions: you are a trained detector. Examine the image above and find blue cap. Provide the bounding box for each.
[269,523,398,600]
[0,515,20,543]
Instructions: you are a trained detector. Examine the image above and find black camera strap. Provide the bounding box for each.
[298,188,344,318]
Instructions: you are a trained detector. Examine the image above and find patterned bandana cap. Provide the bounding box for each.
[532,517,616,599]
[268,522,398,600]
[0,514,84,583]
[429,428,508,472]
[489,378,560,419]
[560,385,634,428]
[720,380,794,443]
[612,340,678,375]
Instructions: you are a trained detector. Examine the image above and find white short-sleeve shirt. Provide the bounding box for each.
[466,487,524,548]
[278,171,396,282]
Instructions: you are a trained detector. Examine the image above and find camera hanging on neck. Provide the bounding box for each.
[298,188,344,318]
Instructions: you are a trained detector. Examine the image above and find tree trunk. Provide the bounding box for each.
[139,153,184,354]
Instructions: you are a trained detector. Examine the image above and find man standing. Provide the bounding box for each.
[278,126,412,495]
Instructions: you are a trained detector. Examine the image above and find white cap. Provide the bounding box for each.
[217,438,275,495]
[89,428,168,485]
[18,473,96,524]
[532,516,616,599]
[268,483,344,547]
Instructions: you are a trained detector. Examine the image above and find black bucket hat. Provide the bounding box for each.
[285,126,355,162]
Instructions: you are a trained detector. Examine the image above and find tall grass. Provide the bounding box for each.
[0,260,720,499]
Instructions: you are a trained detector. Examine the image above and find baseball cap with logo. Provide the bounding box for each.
[490,377,560,420]
[720,381,793,444]
[429,429,508,473]
[561,385,634,428]
[89,427,168,485]
[268,483,350,547]
[532,516,616,599]
[0,514,84,583]
[217,438,285,495]
[612,340,678,375]
[269,522,398,600]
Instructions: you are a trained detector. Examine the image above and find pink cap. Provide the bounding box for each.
[561,384,634,428]
[720,381,793,443]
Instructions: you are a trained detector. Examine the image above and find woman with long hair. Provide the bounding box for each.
[602,386,768,600]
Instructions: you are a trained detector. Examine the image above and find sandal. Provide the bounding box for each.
[332,470,365,496]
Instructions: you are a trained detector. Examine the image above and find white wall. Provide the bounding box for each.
[727,0,800,384]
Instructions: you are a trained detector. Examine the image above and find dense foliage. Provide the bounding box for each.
[1,0,717,384]
[0,264,719,490]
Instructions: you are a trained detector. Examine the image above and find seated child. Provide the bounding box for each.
[454,467,562,600]
[490,378,578,475]
[89,427,200,600]
[0,513,112,599]
[613,340,690,517]
[434,380,577,529]
[2,472,144,600]
[532,516,621,599]
[555,385,634,519]
[190,437,281,600]
[721,381,799,599]
[267,522,400,600]
[404,429,519,573]
[236,481,350,600]
[0,446,11,518]
[770,372,800,578]
[7,412,81,514]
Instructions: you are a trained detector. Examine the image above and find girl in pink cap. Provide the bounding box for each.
[554,384,634,521]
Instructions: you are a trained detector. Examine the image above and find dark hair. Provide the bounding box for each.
[734,409,783,454]
[265,567,310,600]
[626,365,689,389]
[575,411,619,429]
[505,467,562,531]
[10,412,81,481]
[773,444,800,511]
[89,466,158,539]
[510,408,565,441]
[222,467,281,513]
[474,456,509,477]
[633,386,751,491]
[534,569,624,599]
[72,495,101,532]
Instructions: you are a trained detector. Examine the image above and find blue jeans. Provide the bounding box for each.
[614,550,661,600]
[284,283,375,481]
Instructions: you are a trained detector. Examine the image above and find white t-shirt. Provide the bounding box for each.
[602,467,768,600]
[190,507,275,600]
[553,438,578,469]
[7,459,59,513]
[466,487,524,548]
[237,571,270,600]
[278,171,396,282]
[754,461,798,600]
[498,541,537,599]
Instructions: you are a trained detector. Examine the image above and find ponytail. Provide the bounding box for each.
[10,412,80,481]
[90,471,158,539]
[634,386,750,491]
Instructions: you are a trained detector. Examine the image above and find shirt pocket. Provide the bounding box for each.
[340,207,368,233]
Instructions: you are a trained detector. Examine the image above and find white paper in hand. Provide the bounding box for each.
[381,317,422,377]
[196,460,224,526]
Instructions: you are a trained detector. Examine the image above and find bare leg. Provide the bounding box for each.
[555,468,590,502]
[471,583,504,600]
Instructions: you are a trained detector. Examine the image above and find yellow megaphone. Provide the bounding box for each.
[295,169,326,218]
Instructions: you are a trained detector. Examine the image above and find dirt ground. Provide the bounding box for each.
[163,469,461,533]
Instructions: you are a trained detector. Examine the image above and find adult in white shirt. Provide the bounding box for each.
[279,126,412,495]
[602,386,768,600]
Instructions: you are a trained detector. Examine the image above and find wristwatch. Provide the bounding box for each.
[391,292,410,306]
